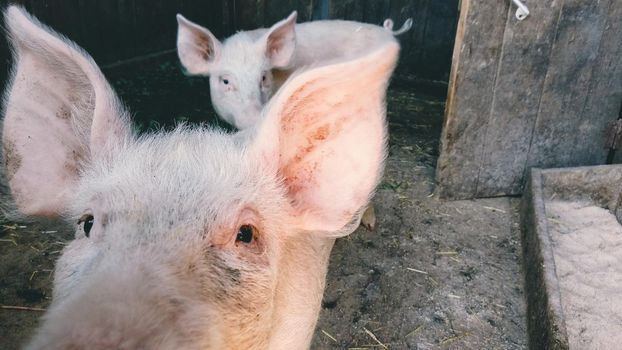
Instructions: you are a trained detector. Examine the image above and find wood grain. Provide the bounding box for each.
[437,0,510,199]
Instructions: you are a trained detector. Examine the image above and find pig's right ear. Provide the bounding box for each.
[261,11,297,68]
[252,42,399,235]
[176,14,221,75]
[2,6,132,217]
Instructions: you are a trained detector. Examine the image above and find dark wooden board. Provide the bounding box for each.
[525,0,615,170]
[475,0,563,197]
[586,1,622,164]
[436,0,510,199]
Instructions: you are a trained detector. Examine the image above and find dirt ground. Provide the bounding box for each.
[0,58,527,349]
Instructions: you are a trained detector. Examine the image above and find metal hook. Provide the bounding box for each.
[511,0,530,21]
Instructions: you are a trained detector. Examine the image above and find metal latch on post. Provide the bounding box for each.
[511,0,530,20]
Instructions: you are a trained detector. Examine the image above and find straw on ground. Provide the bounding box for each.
[363,327,388,349]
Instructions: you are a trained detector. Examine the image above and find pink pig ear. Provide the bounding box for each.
[176,14,221,75]
[261,11,297,68]
[253,41,399,234]
[1,6,131,217]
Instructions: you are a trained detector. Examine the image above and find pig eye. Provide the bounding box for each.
[220,76,229,85]
[236,224,255,243]
[78,214,94,238]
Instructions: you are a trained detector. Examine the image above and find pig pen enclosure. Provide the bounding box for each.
[0,0,621,349]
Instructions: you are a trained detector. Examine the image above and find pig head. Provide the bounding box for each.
[2,6,398,350]
[176,12,297,129]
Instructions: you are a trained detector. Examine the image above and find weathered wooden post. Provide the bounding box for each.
[437,0,622,199]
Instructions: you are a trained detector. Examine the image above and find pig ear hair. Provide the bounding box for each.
[263,11,297,68]
[255,41,399,235]
[176,14,221,75]
[1,6,131,217]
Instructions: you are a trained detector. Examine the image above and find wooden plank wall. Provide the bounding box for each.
[328,0,459,80]
[0,0,225,91]
[0,0,459,86]
[437,0,622,199]
[0,0,224,65]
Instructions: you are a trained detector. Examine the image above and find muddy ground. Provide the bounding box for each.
[0,58,527,349]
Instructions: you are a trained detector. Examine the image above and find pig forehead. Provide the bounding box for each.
[218,36,267,74]
[74,129,273,219]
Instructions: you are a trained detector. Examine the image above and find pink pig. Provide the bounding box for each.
[2,6,398,350]
[177,11,411,129]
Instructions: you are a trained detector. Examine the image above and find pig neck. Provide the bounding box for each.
[271,20,394,92]
[268,235,335,349]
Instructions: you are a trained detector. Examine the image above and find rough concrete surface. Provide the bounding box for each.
[520,165,622,350]
[547,201,622,350]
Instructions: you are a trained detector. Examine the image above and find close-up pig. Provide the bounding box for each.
[1,5,398,350]
[176,11,411,129]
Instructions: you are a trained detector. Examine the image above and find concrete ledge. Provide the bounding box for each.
[521,168,569,350]
[520,164,622,350]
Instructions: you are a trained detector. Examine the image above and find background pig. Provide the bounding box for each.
[2,6,398,350]
[176,11,410,129]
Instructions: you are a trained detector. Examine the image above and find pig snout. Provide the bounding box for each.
[27,263,205,350]
[233,103,263,129]
[29,235,275,350]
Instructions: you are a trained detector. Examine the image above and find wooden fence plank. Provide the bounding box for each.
[582,1,622,164]
[525,0,615,171]
[436,0,510,199]
[294,0,313,22]
[363,0,390,24]
[233,0,261,30]
[392,0,427,77]
[438,0,622,199]
[264,0,300,26]
[475,0,563,197]
[417,1,458,81]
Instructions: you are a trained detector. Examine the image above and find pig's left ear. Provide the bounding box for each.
[261,11,297,68]
[2,6,131,216]
[176,14,221,75]
[252,42,399,234]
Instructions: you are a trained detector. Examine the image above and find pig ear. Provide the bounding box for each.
[176,14,221,75]
[2,6,131,217]
[253,42,399,234]
[262,11,297,68]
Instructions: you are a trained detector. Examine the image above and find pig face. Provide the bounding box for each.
[39,130,285,349]
[205,36,275,129]
[3,6,397,350]
[176,13,297,130]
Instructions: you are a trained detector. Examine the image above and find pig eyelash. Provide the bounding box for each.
[235,224,255,244]
[77,214,94,238]
[233,223,267,257]
[219,76,230,86]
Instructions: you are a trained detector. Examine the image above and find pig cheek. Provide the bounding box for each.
[200,251,275,314]
[201,249,270,296]
[206,263,275,346]
[3,139,22,182]
[209,82,238,123]
[52,238,99,302]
